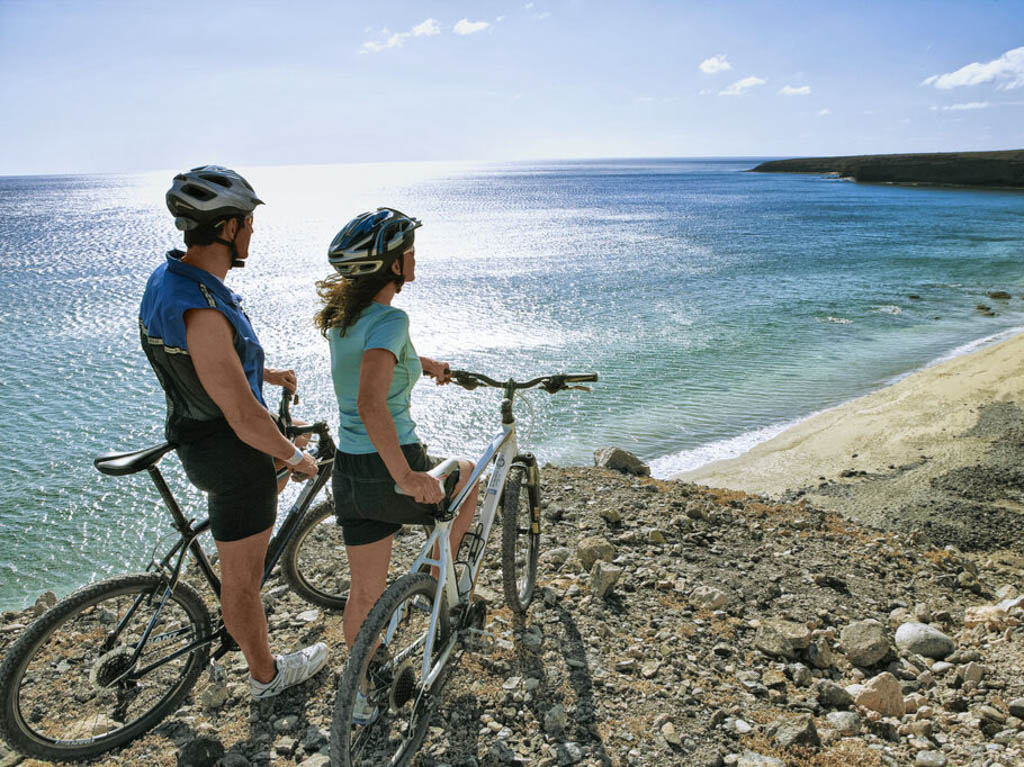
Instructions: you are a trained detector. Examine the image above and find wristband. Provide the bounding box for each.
[285,447,304,467]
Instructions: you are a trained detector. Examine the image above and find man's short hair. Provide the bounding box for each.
[183,220,228,247]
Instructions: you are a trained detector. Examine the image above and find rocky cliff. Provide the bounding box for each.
[752,150,1024,188]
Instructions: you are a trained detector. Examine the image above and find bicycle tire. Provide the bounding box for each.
[281,500,350,610]
[0,573,211,762]
[281,501,429,612]
[331,572,451,767]
[501,465,540,615]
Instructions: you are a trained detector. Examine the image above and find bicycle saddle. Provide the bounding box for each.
[94,443,176,476]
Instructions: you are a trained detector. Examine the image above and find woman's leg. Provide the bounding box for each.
[449,459,479,559]
[343,535,394,649]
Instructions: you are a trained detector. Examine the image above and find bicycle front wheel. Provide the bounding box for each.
[331,573,451,767]
[281,501,430,612]
[281,500,350,610]
[501,464,540,615]
[0,573,212,762]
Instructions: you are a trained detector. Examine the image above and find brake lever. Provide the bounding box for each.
[567,385,591,392]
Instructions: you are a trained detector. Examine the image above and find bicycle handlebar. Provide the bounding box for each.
[448,370,598,394]
[274,388,336,474]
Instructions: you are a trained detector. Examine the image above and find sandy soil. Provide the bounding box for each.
[679,332,1024,552]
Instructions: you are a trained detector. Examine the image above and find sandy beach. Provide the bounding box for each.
[680,331,1024,552]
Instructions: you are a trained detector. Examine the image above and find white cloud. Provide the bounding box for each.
[817,108,831,117]
[922,46,1024,90]
[454,18,491,35]
[719,76,766,96]
[700,55,732,74]
[930,102,990,111]
[362,18,439,53]
[698,88,714,96]
[412,18,441,37]
[778,84,811,96]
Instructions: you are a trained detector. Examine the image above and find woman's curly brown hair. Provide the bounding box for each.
[314,271,404,337]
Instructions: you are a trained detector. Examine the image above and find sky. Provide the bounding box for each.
[1,0,1022,175]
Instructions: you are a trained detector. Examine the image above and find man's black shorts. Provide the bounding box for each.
[332,443,442,546]
[176,426,277,542]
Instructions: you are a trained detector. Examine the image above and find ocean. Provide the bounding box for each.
[1,158,1022,610]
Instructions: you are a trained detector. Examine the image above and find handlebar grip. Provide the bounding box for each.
[565,373,599,382]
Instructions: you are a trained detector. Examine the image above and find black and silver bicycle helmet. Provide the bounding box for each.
[166,165,264,232]
[328,207,422,278]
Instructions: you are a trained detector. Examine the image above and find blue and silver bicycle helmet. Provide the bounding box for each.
[166,165,263,232]
[328,207,422,278]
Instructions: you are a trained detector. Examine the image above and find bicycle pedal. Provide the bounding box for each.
[462,628,497,653]
[208,660,226,683]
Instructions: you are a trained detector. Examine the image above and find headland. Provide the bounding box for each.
[752,149,1024,188]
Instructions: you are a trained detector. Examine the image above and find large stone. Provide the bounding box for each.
[690,585,730,610]
[815,680,854,709]
[754,619,812,659]
[804,636,834,669]
[590,561,622,598]
[825,711,861,734]
[544,703,567,734]
[854,672,905,718]
[1009,698,1024,718]
[773,714,820,748]
[840,619,891,667]
[594,447,650,476]
[737,752,785,767]
[577,536,616,571]
[894,622,955,659]
[177,736,225,767]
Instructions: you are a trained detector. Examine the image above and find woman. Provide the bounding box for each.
[314,207,478,722]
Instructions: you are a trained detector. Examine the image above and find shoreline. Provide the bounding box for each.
[678,330,1024,551]
[652,326,1024,480]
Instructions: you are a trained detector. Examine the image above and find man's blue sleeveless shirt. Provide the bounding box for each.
[139,251,266,443]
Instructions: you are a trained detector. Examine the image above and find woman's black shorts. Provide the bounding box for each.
[176,426,277,542]
[332,443,442,546]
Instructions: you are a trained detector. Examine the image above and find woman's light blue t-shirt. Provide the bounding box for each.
[328,302,422,454]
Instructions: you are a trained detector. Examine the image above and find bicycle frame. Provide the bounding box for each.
[106,422,335,683]
[394,415,526,689]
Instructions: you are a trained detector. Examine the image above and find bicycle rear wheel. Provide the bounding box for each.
[331,573,451,767]
[0,573,211,762]
[501,464,540,615]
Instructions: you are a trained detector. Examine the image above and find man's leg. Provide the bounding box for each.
[216,527,276,682]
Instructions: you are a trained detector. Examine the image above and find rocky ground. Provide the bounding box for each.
[2,458,1023,767]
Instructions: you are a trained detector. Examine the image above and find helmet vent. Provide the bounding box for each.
[198,173,231,188]
[180,183,216,201]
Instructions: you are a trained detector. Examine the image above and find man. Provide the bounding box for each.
[139,165,326,698]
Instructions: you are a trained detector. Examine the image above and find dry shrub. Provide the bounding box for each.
[741,733,884,767]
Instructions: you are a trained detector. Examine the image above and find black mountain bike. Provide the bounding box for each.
[0,390,339,762]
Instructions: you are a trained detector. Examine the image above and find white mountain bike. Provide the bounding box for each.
[330,369,597,767]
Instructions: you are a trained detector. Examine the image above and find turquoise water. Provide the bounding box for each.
[1,158,1022,609]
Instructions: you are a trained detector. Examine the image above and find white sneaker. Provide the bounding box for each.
[352,689,379,725]
[249,642,328,700]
